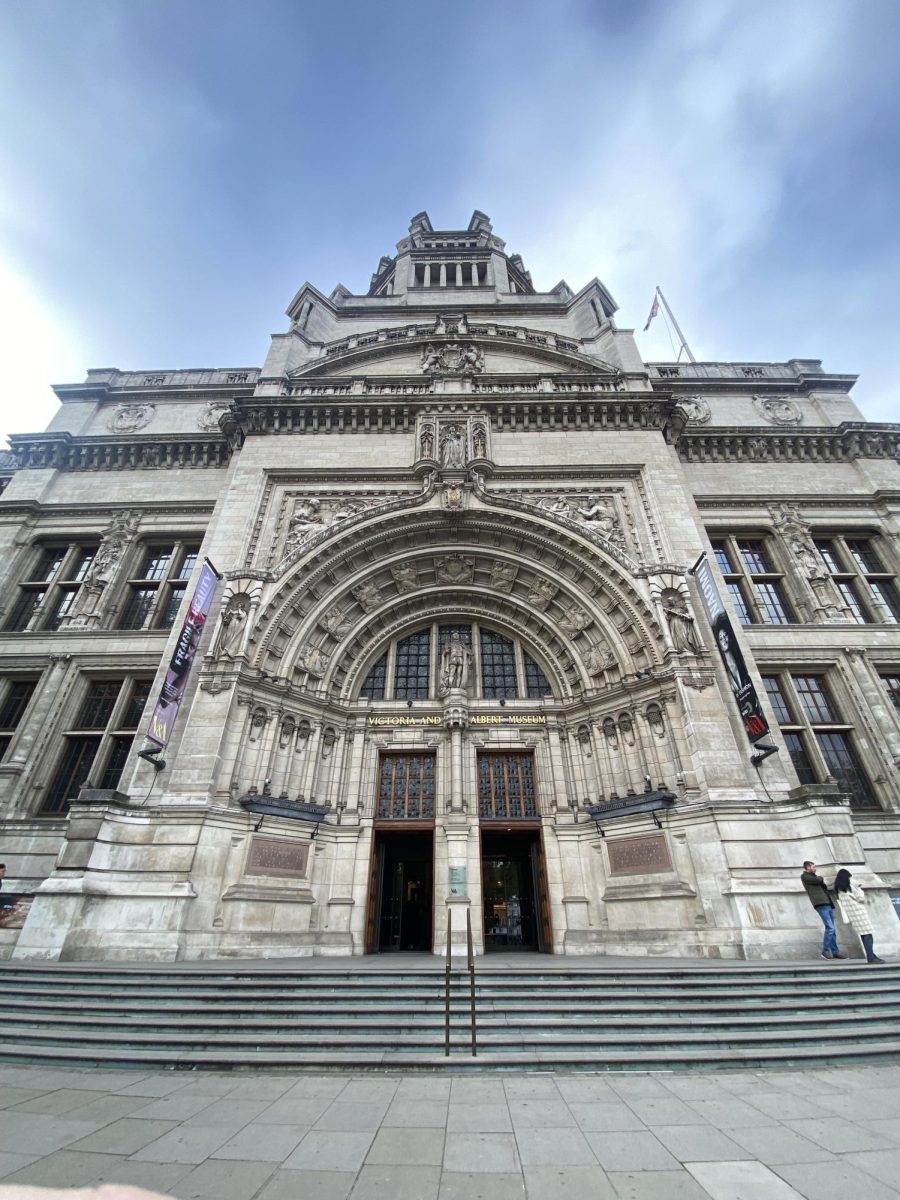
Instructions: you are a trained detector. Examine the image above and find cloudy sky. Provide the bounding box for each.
[1,0,898,441]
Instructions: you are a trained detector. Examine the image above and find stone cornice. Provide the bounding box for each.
[52,368,259,403]
[7,431,233,472]
[677,423,900,464]
[647,359,856,393]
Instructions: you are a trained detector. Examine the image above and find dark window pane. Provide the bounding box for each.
[122,680,153,729]
[394,631,430,699]
[882,675,900,711]
[0,735,11,762]
[159,585,186,629]
[762,676,791,724]
[360,652,387,700]
[138,547,173,581]
[711,543,734,573]
[726,581,752,625]
[846,539,881,574]
[69,549,97,582]
[480,630,517,699]
[524,652,552,698]
[0,679,37,732]
[814,541,842,574]
[43,736,100,813]
[815,731,874,807]
[5,588,46,631]
[438,623,472,649]
[738,540,770,574]
[754,580,791,624]
[868,580,900,622]
[44,587,78,631]
[75,681,122,730]
[98,736,134,790]
[176,548,200,580]
[119,587,156,630]
[836,580,866,623]
[793,676,835,723]
[784,732,817,785]
[30,549,65,582]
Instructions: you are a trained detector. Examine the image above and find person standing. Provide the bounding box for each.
[833,868,885,964]
[801,860,846,959]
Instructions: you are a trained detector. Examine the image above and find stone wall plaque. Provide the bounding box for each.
[448,865,467,895]
[606,835,672,877]
[246,836,309,879]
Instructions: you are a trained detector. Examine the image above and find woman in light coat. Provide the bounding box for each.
[833,869,884,963]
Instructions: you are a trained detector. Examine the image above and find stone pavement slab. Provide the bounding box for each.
[167,1158,277,1199]
[439,1171,525,1198]
[522,1163,616,1199]
[349,1163,441,1199]
[255,1167,356,1199]
[607,1170,713,1199]
[586,1130,680,1171]
[652,1124,753,1162]
[686,1160,804,1199]
[774,1157,900,1200]
[209,1121,309,1161]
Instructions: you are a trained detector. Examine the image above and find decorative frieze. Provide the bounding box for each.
[678,424,900,463]
[9,433,231,472]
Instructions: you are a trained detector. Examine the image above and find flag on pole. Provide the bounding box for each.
[643,294,659,332]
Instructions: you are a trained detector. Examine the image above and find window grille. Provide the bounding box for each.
[478,752,538,819]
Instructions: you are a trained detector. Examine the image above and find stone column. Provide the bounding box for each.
[546,721,572,813]
[844,649,900,799]
[343,724,367,817]
[439,263,446,287]
[444,691,468,813]
[455,263,463,286]
[423,262,431,287]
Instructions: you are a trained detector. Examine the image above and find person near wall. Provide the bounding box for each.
[800,860,846,959]
[833,868,885,964]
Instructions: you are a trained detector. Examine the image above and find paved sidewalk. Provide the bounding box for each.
[1,1062,900,1199]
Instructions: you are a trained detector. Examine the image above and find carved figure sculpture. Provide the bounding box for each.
[585,642,614,675]
[490,561,518,589]
[677,396,711,425]
[559,604,591,636]
[421,344,443,373]
[440,424,465,469]
[661,588,702,654]
[321,605,352,635]
[753,395,801,426]
[420,424,435,459]
[472,422,488,458]
[286,497,323,549]
[575,497,619,541]
[353,582,382,611]
[391,562,418,593]
[197,400,231,432]
[527,578,557,609]
[440,632,471,693]
[436,555,474,585]
[107,403,154,433]
[331,499,365,523]
[297,645,329,677]
[212,594,250,659]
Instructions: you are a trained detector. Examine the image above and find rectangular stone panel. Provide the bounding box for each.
[245,836,309,878]
[606,834,672,876]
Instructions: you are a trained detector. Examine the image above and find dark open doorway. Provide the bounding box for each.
[481,827,552,952]
[366,829,434,953]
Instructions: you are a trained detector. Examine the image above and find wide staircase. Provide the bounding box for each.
[1,959,899,1072]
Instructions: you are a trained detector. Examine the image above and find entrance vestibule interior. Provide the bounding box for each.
[481,827,550,952]
[368,829,434,953]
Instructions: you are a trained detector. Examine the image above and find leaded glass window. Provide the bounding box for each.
[377,753,435,818]
[394,631,430,699]
[478,752,538,819]
[480,630,517,699]
[524,652,551,698]
[360,652,387,699]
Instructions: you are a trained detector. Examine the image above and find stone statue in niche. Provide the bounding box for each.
[107,403,154,433]
[527,578,557,609]
[435,555,474,585]
[559,604,591,636]
[440,424,466,469]
[439,632,472,694]
[212,593,250,660]
[472,422,488,459]
[295,723,311,754]
[353,582,382,612]
[585,642,614,675]
[390,562,418,593]
[490,561,518,590]
[419,423,435,460]
[661,588,702,654]
[296,645,330,677]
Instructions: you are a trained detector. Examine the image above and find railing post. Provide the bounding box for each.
[466,907,477,1057]
[444,907,452,1057]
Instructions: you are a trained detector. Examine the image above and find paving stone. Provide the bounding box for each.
[0,1087,55,1109]
[866,1118,900,1145]
[660,1076,734,1101]
[383,1099,449,1128]
[569,1103,647,1132]
[523,1163,616,1199]
[132,1092,223,1121]
[394,1077,452,1101]
[585,1131,680,1172]
[687,1098,778,1129]
[449,1078,508,1105]
[255,1168,356,1199]
[169,1157,277,1199]
[652,1124,752,1163]
[210,1122,309,1161]
[340,1078,399,1104]
[783,1117,896,1153]
[366,1126,444,1165]
[281,1077,351,1101]
[443,1132,520,1173]
[608,1077,673,1101]
[447,1103,512,1132]
[314,1101,391,1131]
[503,1076,562,1099]
[743,1092,826,1120]
[90,1158,193,1191]
[0,1152,43,1179]
[686,1160,804,1199]
[67,1093,156,1124]
[175,1074,247,1097]
[516,1126,597,1167]
[10,1087,110,1116]
[256,1095,334,1125]
[0,1112,110,1156]
[283,1130,375,1172]
[773,1159,900,1200]
[220,1075,296,1101]
[625,1097,708,1126]
[349,1163,440,1199]
[555,1077,619,1103]
[439,1170,526,1198]
[841,1148,900,1189]
[131,1123,236,1164]
[68,1116,180,1154]
[725,1124,835,1165]
[115,1074,196,1098]
[607,1170,714,1199]
[183,1096,272,1130]
[1,1149,124,1188]
[509,1097,576,1128]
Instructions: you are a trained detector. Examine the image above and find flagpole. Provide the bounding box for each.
[654,286,696,363]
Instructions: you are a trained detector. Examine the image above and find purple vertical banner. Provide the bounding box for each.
[146,561,220,749]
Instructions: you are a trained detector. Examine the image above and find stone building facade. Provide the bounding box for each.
[1,210,899,962]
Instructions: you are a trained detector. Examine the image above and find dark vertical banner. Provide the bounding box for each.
[690,553,770,744]
[146,561,220,749]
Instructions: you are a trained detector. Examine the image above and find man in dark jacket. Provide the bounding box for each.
[801,860,845,959]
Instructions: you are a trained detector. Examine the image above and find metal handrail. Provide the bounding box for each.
[444,906,478,1058]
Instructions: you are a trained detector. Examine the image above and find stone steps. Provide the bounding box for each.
[1,960,898,1072]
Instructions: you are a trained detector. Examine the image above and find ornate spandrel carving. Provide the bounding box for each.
[352,581,383,612]
[753,395,802,425]
[420,342,484,377]
[527,578,557,609]
[439,632,472,696]
[107,403,154,433]
[212,593,251,660]
[435,555,474,585]
[558,604,591,637]
[285,497,325,552]
[390,563,418,594]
